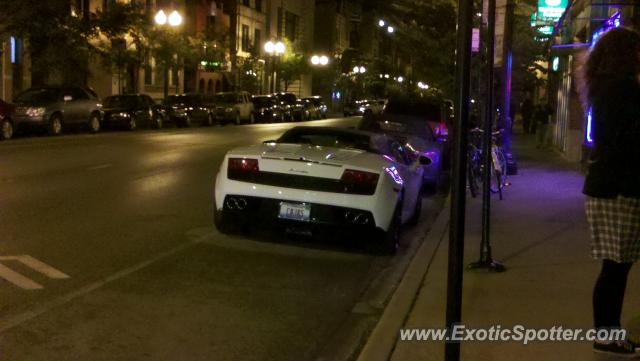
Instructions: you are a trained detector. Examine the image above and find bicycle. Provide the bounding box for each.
[467,127,508,200]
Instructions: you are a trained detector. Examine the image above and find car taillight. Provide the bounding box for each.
[341,169,379,195]
[227,158,259,181]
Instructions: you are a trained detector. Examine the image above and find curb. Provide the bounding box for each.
[356,201,450,361]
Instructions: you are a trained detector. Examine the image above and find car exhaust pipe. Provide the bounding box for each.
[225,197,248,210]
[345,211,369,225]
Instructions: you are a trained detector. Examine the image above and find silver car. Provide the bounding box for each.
[12,87,103,136]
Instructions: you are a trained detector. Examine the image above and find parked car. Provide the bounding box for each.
[214,91,255,125]
[358,95,448,190]
[343,99,369,116]
[214,126,431,253]
[251,95,285,123]
[163,93,215,127]
[302,96,328,119]
[297,99,316,120]
[12,86,103,136]
[0,98,14,140]
[102,94,165,130]
[274,92,305,121]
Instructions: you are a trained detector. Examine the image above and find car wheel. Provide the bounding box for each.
[48,114,63,136]
[408,196,422,226]
[1,119,13,140]
[152,115,163,129]
[89,113,101,133]
[377,201,402,254]
[205,113,214,126]
[127,115,137,131]
[234,112,241,125]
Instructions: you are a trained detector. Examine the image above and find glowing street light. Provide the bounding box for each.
[155,10,167,25]
[378,19,386,27]
[319,55,329,65]
[168,10,183,26]
[311,55,329,66]
[274,41,285,55]
[264,41,275,53]
[265,40,286,93]
[397,76,404,83]
[387,26,395,33]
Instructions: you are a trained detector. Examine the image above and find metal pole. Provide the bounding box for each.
[467,0,505,273]
[445,0,473,359]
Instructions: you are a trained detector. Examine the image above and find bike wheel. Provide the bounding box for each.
[468,157,479,198]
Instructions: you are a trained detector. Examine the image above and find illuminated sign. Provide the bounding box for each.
[537,0,568,20]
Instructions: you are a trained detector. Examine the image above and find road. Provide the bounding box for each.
[0,117,444,361]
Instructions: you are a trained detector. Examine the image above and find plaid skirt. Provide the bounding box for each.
[586,196,640,263]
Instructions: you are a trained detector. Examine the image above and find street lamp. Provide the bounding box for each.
[378,19,386,27]
[397,76,404,83]
[155,9,183,99]
[311,55,329,66]
[387,26,395,33]
[352,66,366,74]
[264,40,286,92]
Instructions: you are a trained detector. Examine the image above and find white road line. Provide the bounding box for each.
[0,263,43,290]
[0,255,69,279]
[0,237,204,333]
[87,163,113,170]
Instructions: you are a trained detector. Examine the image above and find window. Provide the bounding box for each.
[71,88,89,100]
[255,0,262,11]
[241,24,250,52]
[253,29,261,54]
[285,11,299,42]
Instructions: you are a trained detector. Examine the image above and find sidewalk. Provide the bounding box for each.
[358,134,640,361]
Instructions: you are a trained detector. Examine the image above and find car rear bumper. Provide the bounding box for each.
[219,194,380,231]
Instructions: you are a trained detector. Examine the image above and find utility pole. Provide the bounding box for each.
[445,0,473,359]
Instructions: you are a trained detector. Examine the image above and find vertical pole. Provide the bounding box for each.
[163,61,169,98]
[445,0,473,360]
[500,0,515,159]
[481,0,496,264]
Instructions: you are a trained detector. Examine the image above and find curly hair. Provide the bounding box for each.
[586,27,640,102]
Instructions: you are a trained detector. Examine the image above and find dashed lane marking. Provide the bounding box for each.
[0,255,70,290]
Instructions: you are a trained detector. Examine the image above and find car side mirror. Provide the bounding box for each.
[63,95,73,102]
[419,155,432,166]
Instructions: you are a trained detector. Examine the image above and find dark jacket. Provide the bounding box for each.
[583,78,640,198]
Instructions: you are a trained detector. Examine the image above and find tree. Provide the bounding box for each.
[277,39,309,92]
[0,0,96,86]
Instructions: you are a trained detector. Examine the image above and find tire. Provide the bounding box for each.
[88,113,101,133]
[0,119,13,140]
[214,207,234,235]
[468,159,479,198]
[408,196,422,226]
[127,115,137,131]
[48,114,63,136]
[377,201,402,255]
[234,113,241,125]
[152,115,163,129]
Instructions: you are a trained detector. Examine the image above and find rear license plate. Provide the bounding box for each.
[278,202,311,222]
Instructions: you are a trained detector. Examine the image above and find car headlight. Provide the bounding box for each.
[26,107,46,117]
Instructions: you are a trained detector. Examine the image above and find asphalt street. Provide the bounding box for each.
[0,117,444,361]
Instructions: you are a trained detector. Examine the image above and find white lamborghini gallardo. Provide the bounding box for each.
[213,126,431,253]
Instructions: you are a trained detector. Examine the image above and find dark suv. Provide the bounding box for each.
[163,94,215,127]
[12,87,103,136]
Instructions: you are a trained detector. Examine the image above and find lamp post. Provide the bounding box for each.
[155,9,182,99]
[264,40,285,93]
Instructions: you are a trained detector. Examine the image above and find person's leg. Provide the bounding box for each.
[593,259,633,329]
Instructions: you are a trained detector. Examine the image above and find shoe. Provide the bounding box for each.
[593,340,640,357]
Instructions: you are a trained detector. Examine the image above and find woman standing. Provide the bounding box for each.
[584,27,640,356]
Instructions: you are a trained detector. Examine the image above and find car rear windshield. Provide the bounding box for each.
[15,88,61,103]
[104,96,138,108]
[278,128,371,151]
[214,93,236,103]
[384,98,442,121]
[252,97,275,107]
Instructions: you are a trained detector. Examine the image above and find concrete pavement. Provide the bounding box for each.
[358,133,640,361]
